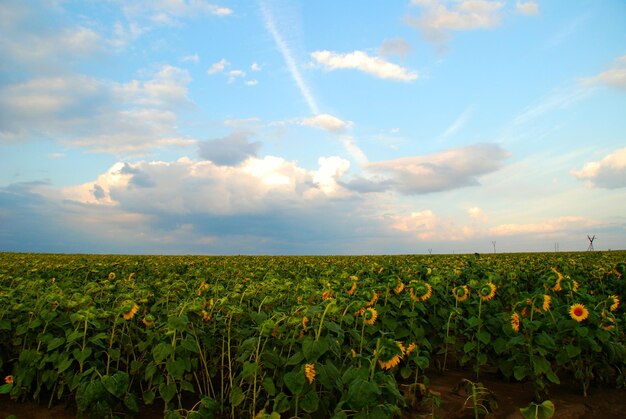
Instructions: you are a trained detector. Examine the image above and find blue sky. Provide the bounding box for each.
[1,0,625,255]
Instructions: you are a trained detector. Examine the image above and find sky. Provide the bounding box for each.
[1,0,625,255]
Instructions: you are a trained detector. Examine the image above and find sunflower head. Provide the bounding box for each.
[560,276,578,292]
[406,342,417,356]
[569,303,589,322]
[345,281,357,296]
[601,310,616,331]
[304,363,316,384]
[376,338,405,370]
[121,301,139,320]
[108,272,116,280]
[142,313,155,327]
[393,280,405,294]
[409,281,433,302]
[4,375,13,385]
[478,283,497,301]
[609,295,619,312]
[322,290,333,300]
[542,294,552,312]
[452,285,470,302]
[511,312,520,332]
[362,307,378,326]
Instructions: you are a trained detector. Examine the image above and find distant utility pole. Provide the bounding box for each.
[492,241,496,254]
[428,248,433,255]
[554,242,559,252]
[587,235,595,251]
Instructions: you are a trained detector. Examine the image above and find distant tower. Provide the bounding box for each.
[587,235,595,251]
[492,241,496,254]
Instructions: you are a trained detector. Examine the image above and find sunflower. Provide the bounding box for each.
[346,282,357,296]
[201,310,212,322]
[560,277,579,292]
[362,307,378,326]
[601,310,616,331]
[122,302,139,320]
[609,295,619,312]
[511,312,520,332]
[548,267,563,291]
[304,363,316,384]
[542,294,552,312]
[4,375,13,385]
[406,342,417,356]
[302,316,309,329]
[108,272,116,280]
[363,290,378,307]
[569,303,589,322]
[478,283,497,301]
[377,339,405,370]
[409,281,433,302]
[394,280,405,294]
[142,314,155,327]
[452,285,470,302]
[322,291,333,300]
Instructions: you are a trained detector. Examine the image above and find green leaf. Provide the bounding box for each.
[47,337,65,352]
[520,400,555,419]
[241,361,259,380]
[159,382,177,403]
[124,393,140,412]
[302,336,329,362]
[143,390,156,405]
[301,390,320,413]
[463,341,476,353]
[400,366,413,380]
[283,370,305,396]
[262,376,276,396]
[72,347,92,363]
[477,330,491,345]
[166,358,186,380]
[493,338,507,355]
[167,315,189,332]
[57,357,73,373]
[534,332,556,349]
[317,361,341,390]
[229,385,245,407]
[514,365,527,381]
[346,378,381,409]
[273,392,290,414]
[102,371,130,398]
[0,384,13,394]
[566,344,581,358]
[532,356,550,375]
[467,316,481,328]
[153,342,174,363]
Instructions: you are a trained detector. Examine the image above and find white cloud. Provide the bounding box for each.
[515,1,539,16]
[379,38,413,59]
[388,209,474,241]
[407,0,504,45]
[362,143,509,194]
[251,62,262,72]
[122,1,232,24]
[207,58,229,74]
[489,216,598,236]
[0,66,195,153]
[311,50,418,82]
[467,206,488,222]
[245,80,258,86]
[441,105,475,138]
[583,55,626,90]
[182,53,200,62]
[571,147,626,189]
[228,69,246,82]
[301,114,353,133]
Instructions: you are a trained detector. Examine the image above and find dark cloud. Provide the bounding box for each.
[198,132,262,165]
[341,177,393,193]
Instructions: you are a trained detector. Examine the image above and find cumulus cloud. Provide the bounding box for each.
[355,143,509,194]
[515,1,539,16]
[571,147,626,189]
[583,55,626,90]
[311,50,418,82]
[407,0,503,45]
[301,114,353,133]
[0,66,196,152]
[388,209,476,241]
[379,38,413,60]
[198,132,262,166]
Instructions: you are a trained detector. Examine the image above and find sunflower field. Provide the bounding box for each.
[0,251,625,418]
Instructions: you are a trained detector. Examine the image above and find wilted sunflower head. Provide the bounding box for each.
[609,295,619,312]
[304,363,316,384]
[409,281,433,302]
[121,301,139,320]
[542,294,552,312]
[511,312,520,332]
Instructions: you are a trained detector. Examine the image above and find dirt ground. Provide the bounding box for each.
[1,369,624,418]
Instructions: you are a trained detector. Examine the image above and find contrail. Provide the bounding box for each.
[259,1,320,115]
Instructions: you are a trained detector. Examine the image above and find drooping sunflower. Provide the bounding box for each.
[201,310,212,322]
[122,302,139,320]
[542,294,552,312]
[142,314,155,327]
[4,375,13,385]
[322,291,333,300]
[405,342,417,356]
[345,281,357,296]
[362,307,378,326]
[601,309,616,331]
[609,295,620,312]
[478,283,497,302]
[452,285,470,302]
[511,312,520,332]
[569,303,589,322]
[304,363,316,384]
[409,281,433,302]
[363,290,378,307]
[377,339,405,370]
[394,280,405,294]
[560,277,579,292]
[548,267,563,292]
[302,316,309,329]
